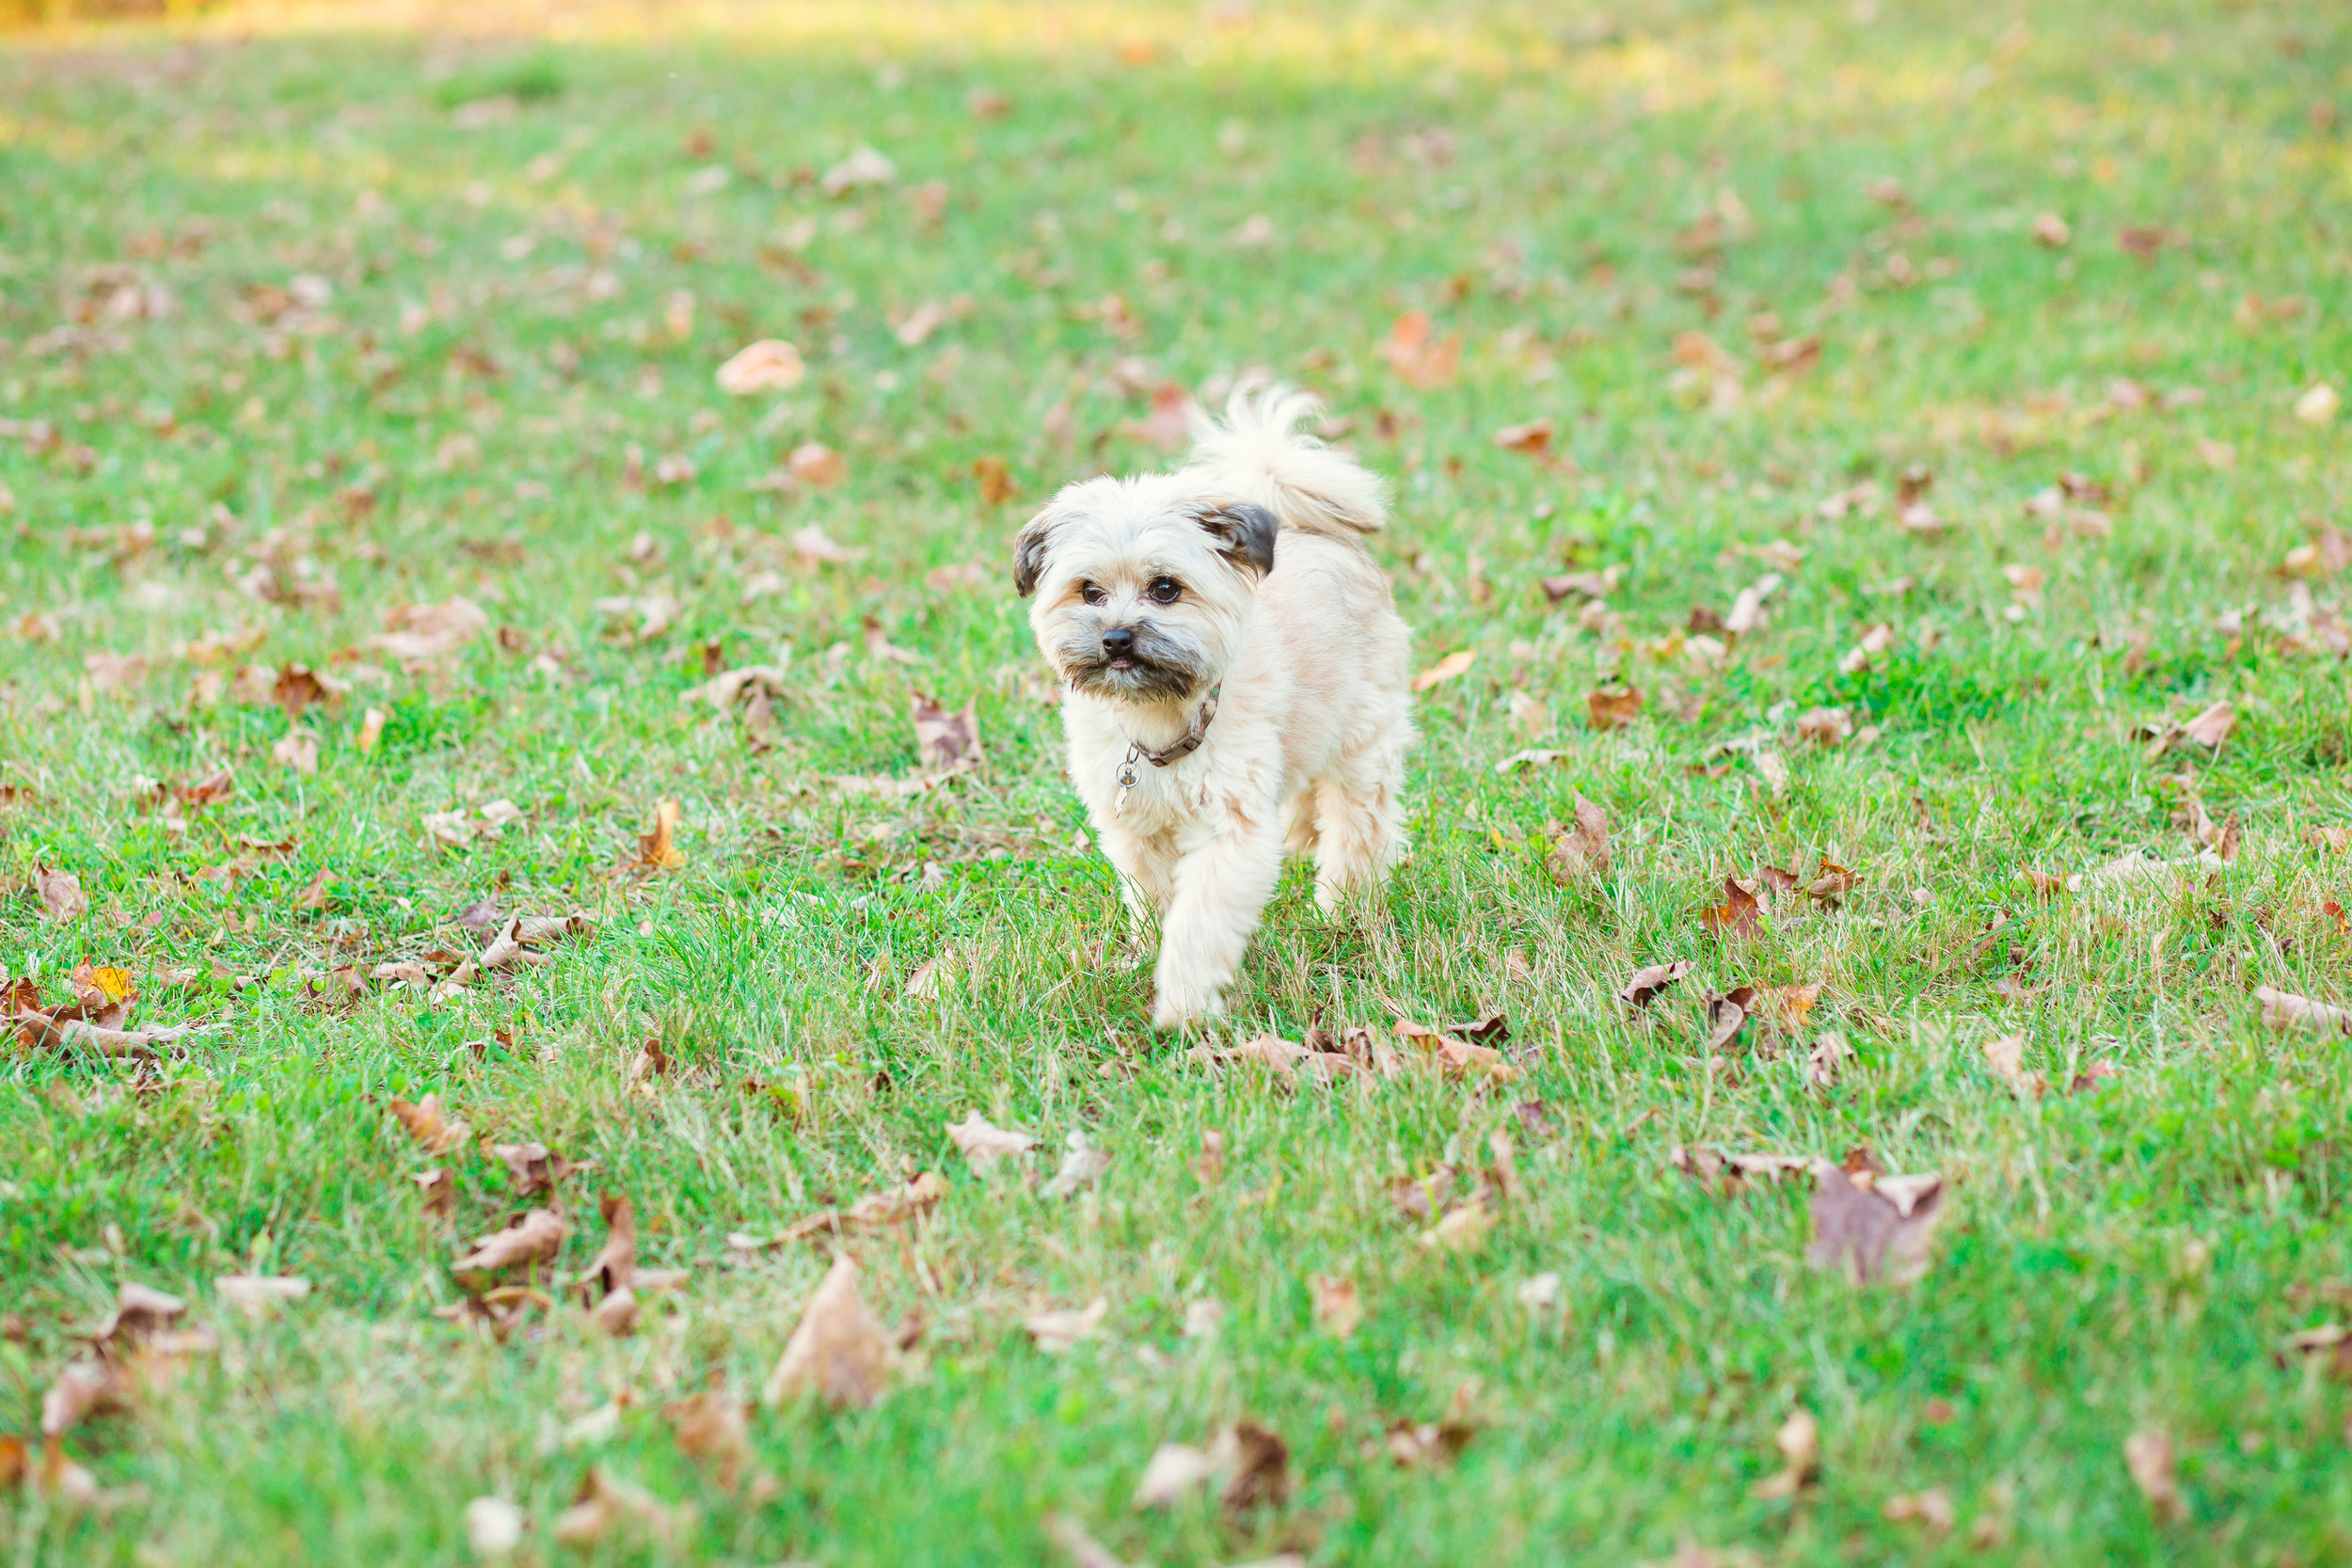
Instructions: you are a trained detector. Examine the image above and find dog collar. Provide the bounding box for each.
[1113,684,1220,806]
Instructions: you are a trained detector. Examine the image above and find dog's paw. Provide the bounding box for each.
[1150,978,1225,1031]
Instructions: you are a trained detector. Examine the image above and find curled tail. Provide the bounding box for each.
[1182,382,1388,543]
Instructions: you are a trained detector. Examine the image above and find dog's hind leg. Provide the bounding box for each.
[1310,719,1410,915]
[1279,787,1319,860]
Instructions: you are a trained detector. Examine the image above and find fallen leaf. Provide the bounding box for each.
[1311,1274,1361,1338]
[1980,1034,2046,1098]
[1045,1514,1130,1568]
[666,1388,753,1490]
[1586,685,1643,730]
[946,1112,1037,1172]
[1132,1442,1220,1509]
[764,1255,893,1406]
[1216,1422,1291,1514]
[792,524,862,564]
[1700,877,1764,940]
[452,1210,567,1277]
[1041,1132,1113,1199]
[2255,985,2352,1036]
[1751,1410,1820,1499]
[1703,987,1755,1052]
[715,339,805,394]
[1806,1163,1945,1286]
[787,442,848,488]
[214,1275,310,1319]
[2032,212,2072,247]
[2182,701,2235,750]
[1492,419,1553,455]
[1804,858,1858,901]
[389,1094,471,1154]
[819,144,897,198]
[271,730,320,773]
[912,692,982,770]
[36,864,87,922]
[1545,794,1610,883]
[370,597,487,663]
[1024,1295,1108,1354]
[1883,1487,1955,1533]
[2124,1430,2186,1523]
[1411,649,1476,692]
[2296,384,2340,425]
[1618,959,1694,1008]
[1796,707,1851,747]
[410,1167,454,1219]
[550,1466,682,1548]
[636,800,683,870]
[1382,309,1460,388]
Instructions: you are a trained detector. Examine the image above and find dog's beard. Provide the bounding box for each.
[1051,621,1215,703]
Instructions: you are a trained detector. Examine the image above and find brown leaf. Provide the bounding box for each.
[389,1094,470,1155]
[1217,1421,1291,1514]
[1804,858,1858,901]
[551,1465,683,1548]
[294,867,334,911]
[2124,1430,2186,1523]
[1491,419,1553,455]
[1883,1487,1956,1533]
[369,597,487,663]
[715,339,805,394]
[1545,794,1611,883]
[1045,1514,1131,1568]
[1411,649,1476,692]
[912,693,982,771]
[1980,1034,2046,1098]
[764,1256,893,1406]
[1752,1410,1820,1498]
[1132,1442,1221,1510]
[1700,877,1764,941]
[2181,700,2235,750]
[1795,706,1852,747]
[452,1209,567,1277]
[1023,1296,1109,1354]
[1618,959,1694,1008]
[1703,987,1755,1052]
[972,454,1017,505]
[787,441,847,488]
[2255,985,2352,1036]
[36,864,87,922]
[666,1387,753,1489]
[410,1167,454,1220]
[214,1275,310,1319]
[270,664,337,719]
[1311,1274,1361,1338]
[637,800,683,870]
[1806,1164,1945,1285]
[946,1112,1036,1172]
[1382,309,1460,388]
[1586,685,1644,731]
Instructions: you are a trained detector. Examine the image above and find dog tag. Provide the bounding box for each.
[1113,759,1137,815]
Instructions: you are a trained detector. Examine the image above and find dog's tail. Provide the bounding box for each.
[1184,382,1387,542]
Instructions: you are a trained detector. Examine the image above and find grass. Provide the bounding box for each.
[2,0,2350,1561]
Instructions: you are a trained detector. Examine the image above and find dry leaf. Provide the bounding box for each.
[370,597,487,663]
[792,524,862,565]
[1311,1274,1361,1338]
[271,730,320,774]
[1980,1034,2046,1098]
[1618,959,1694,1008]
[1024,1296,1108,1354]
[2182,701,2235,750]
[1796,707,1851,747]
[1884,1487,1956,1533]
[1411,649,1476,692]
[1700,877,1764,941]
[1046,1514,1130,1568]
[410,1167,454,1219]
[1751,1410,1820,1499]
[715,339,805,394]
[36,864,87,922]
[1216,1422,1292,1514]
[2124,1430,2186,1522]
[787,442,848,488]
[452,1210,568,1276]
[764,1255,893,1407]
[2032,212,2071,247]
[1806,1164,1945,1286]
[1133,1442,1220,1509]
[2295,384,2340,425]
[819,144,897,198]
[1545,794,1610,883]
[912,693,982,770]
[666,1388,753,1490]
[214,1275,310,1319]
[1383,309,1460,388]
[389,1094,470,1154]
[464,1497,525,1558]
[637,800,683,870]
[946,1112,1037,1172]
[1041,1132,1113,1199]
[1492,419,1553,455]
[550,1466,682,1548]
[1587,685,1643,730]
[2254,986,2352,1036]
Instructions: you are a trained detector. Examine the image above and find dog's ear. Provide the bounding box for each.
[1199,501,1278,578]
[1011,506,1058,597]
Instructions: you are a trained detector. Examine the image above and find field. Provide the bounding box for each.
[3,0,2350,1562]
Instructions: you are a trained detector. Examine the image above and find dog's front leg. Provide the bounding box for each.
[1151,803,1282,1028]
[1094,817,1176,962]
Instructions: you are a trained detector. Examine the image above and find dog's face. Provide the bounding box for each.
[1014,475,1277,705]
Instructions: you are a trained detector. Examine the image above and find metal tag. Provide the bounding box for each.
[1113,758,1137,816]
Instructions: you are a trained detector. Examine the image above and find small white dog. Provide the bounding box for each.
[1015,385,1413,1028]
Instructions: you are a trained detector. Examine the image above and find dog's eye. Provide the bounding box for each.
[1147,577,1183,605]
[1079,581,1106,606]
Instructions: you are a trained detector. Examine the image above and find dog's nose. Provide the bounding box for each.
[1101,626,1136,657]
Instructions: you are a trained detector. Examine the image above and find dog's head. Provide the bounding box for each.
[1013,473,1277,705]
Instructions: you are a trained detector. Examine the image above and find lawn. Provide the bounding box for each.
[2,0,2350,1562]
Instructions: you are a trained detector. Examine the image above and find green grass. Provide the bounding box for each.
[2,0,2350,1562]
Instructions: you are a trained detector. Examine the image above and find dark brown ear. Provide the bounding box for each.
[1011,508,1057,596]
[1199,501,1278,578]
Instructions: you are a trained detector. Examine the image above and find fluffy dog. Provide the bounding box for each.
[1014,385,1413,1027]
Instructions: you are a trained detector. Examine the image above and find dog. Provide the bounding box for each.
[1014,385,1413,1028]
